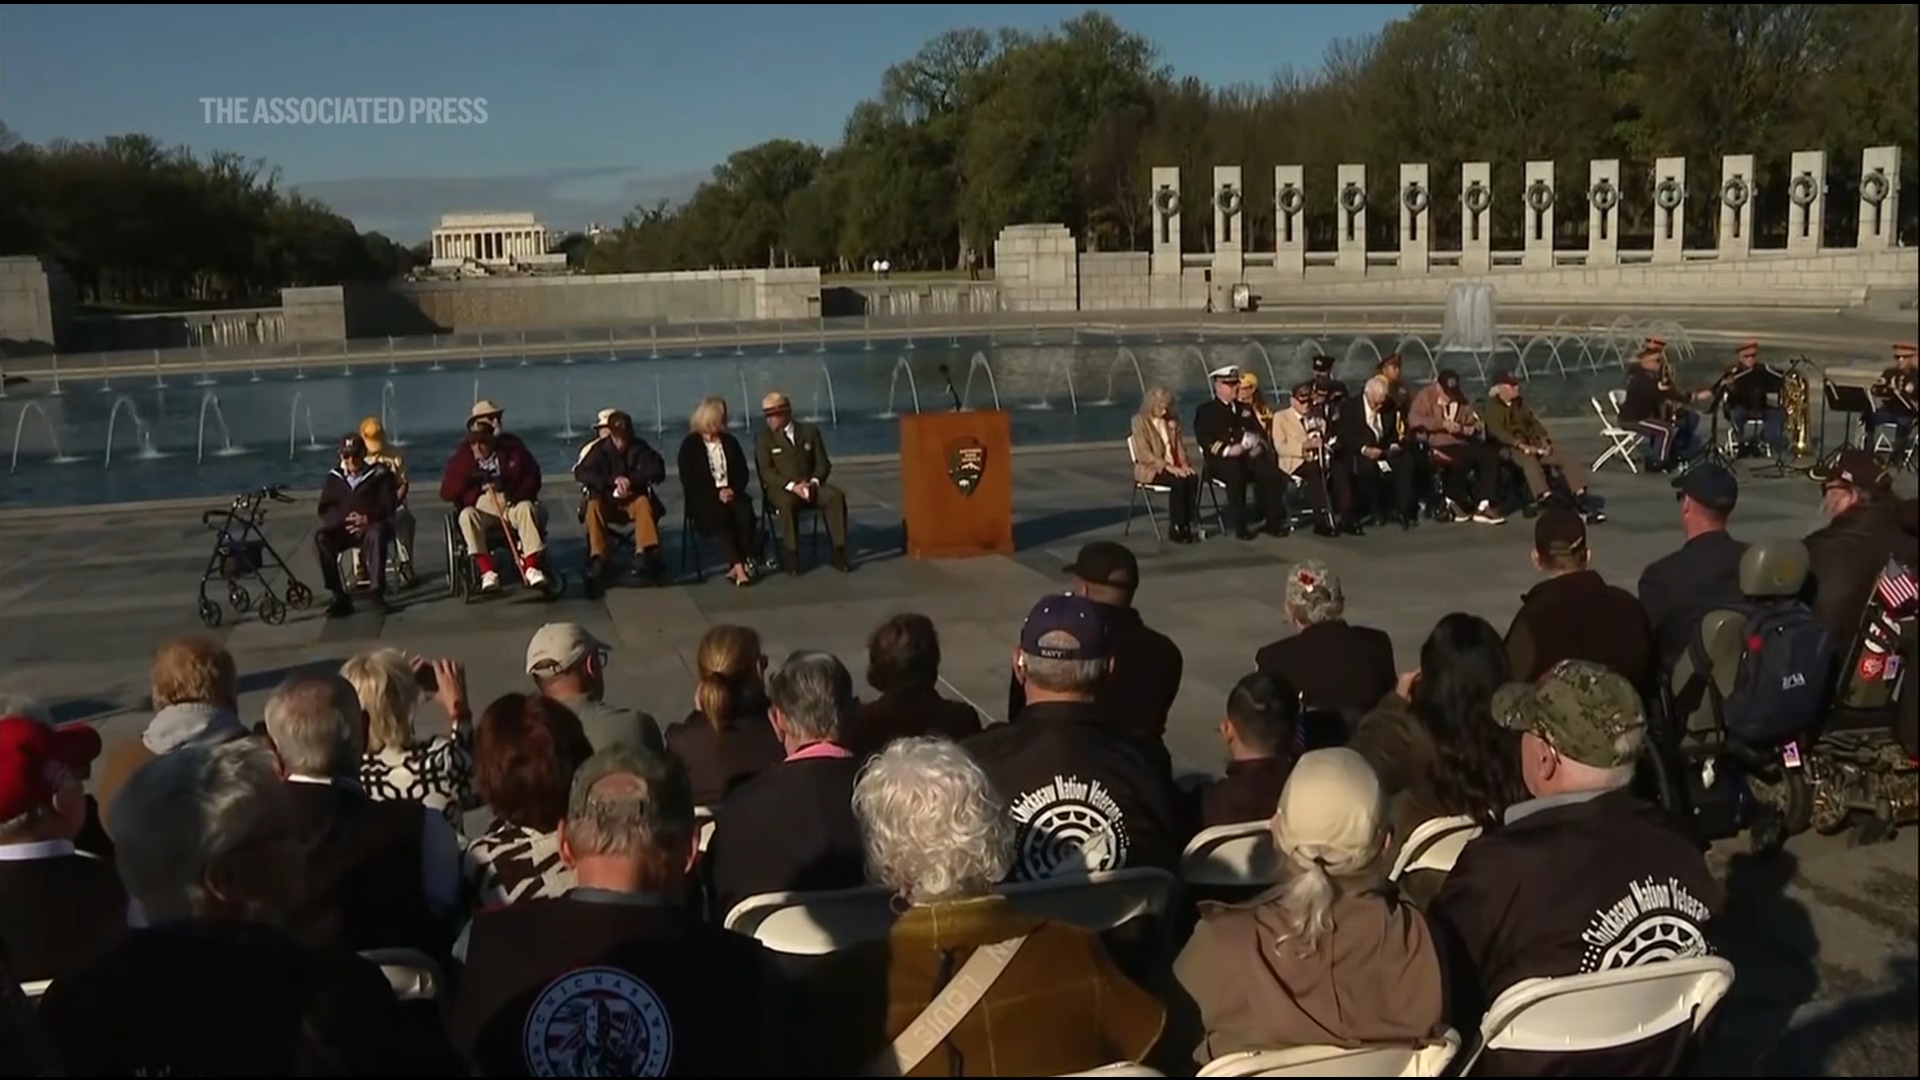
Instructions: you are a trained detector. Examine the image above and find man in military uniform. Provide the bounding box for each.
[1618,341,1710,471]
[1870,342,1917,449]
[1716,340,1787,458]
[1194,365,1288,539]
[1308,354,1350,416]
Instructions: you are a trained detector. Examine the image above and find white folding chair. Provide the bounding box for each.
[1124,436,1175,541]
[1387,814,1483,882]
[1454,956,1735,1076]
[694,805,716,852]
[1179,821,1280,889]
[20,978,50,1000]
[1197,1029,1460,1077]
[1060,1065,1165,1077]
[359,948,443,1002]
[1590,393,1643,475]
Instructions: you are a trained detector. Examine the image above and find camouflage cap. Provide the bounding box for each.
[1491,659,1646,769]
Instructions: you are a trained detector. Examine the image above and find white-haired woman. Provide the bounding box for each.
[1255,560,1399,735]
[1130,386,1201,543]
[343,648,476,830]
[1174,748,1444,1061]
[803,736,1164,1076]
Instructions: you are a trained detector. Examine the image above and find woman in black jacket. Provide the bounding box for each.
[676,396,758,586]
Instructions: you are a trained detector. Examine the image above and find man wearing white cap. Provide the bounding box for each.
[439,401,548,591]
[574,408,667,591]
[1194,365,1288,539]
[525,623,663,754]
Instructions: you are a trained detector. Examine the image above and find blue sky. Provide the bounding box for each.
[0,4,1411,239]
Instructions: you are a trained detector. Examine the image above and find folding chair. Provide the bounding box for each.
[1197,1030,1461,1077]
[1060,1066,1166,1077]
[761,493,825,570]
[1387,814,1483,882]
[20,978,49,1000]
[1123,436,1175,541]
[1179,821,1280,889]
[359,948,443,1002]
[694,805,717,852]
[1591,392,1643,475]
[1454,956,1734,1076]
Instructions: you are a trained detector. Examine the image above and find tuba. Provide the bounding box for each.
[1782,360,1813,461]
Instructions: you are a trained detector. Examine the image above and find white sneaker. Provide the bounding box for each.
[1472,501,1507,525]
[479,570,501,591]
[522,565,548,587]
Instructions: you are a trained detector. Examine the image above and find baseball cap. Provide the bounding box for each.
[1533,507,1588,559]
[1672,463,1739,515]
[1491,660,1646,769]
[1290,381,1314,402]
[1018,594,1110,662]
[1821,448,1892,492]
[1271,748,1384,876]
[593,408,618,429]
[525,622,609,676]
[0,715,101,823]
[1737,340,1759,357]
[1894,342,1916,358]
[1492,370,1521,387]
[1311,355,1335,373]
[1063,541,1139,590]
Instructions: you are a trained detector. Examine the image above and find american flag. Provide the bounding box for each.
[1877,557,1919,616]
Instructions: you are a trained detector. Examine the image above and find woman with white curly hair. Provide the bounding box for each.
[1253,560,1399,736]
[806,736,1164,1076]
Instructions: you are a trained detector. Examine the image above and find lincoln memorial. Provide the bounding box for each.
[429,212,569,272]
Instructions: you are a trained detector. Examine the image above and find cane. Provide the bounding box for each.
[483,487,534,582]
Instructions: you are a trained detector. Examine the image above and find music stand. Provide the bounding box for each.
[1695,389,1739,472]
[1810,380,1876,478]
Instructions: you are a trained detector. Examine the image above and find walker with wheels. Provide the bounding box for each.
[195,484,314,627]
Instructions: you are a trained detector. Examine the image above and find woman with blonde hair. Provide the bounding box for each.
[1129,385,1201,543]
[343,647,476,829]
[1173,748,1444,1061]
[675,396,758,586]
[663,624,784,805]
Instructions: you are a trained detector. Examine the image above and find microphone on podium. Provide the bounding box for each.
[938,364,964,412]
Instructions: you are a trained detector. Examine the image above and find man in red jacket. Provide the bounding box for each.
[440,401,547,591]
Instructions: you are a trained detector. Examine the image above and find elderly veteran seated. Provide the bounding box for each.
[754,390,852,573]
[804,737,1164,1076]
[574,407,668,590]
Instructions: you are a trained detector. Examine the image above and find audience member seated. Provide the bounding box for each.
[1197,673,1300,829]
[1639,464,1746,675]
[0,692,111,861]
[40,738,441,1074]
[1005,542,1185,774]
[1175,748,1445,1062]
[573,407,668,589]
[97,635,245,825]
[1349,614,1525,907]
[1504,508,1655,690]
[706,651,867,921]
[678,395,761,587]
[464,694,596,907]
[1429,660,1722,1077]
[843,612,982,758]
[0,714,127,985]
[0,939,58,1076]
[971,594,1183,880]
[526,621,665,753]
[807,737,1165,1076]
[1804,448,1919,643]
[1254,561,1396,725]
[450,746,783,1076]
[263,672,461,957]
[345,648,476,830]
[665,624,785,806]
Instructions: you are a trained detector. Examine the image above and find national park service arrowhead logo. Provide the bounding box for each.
[947,436,987,496]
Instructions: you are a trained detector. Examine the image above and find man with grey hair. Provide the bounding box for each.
[1339,373,1418,528]
[262,671,460,956]
[450,746,782,1076]
[1254,560,1397,730]
[39,738,436,1074]
[970,595,1182,881]
[705,650,867,919]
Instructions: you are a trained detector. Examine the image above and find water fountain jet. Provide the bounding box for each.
[8,401,82,472]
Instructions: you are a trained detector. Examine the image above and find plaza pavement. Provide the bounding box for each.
[0,429,1912,1076]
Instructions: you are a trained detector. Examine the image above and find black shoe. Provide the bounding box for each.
[641,552,667,586]
[784,550,802,575]
[1263,523,1290,538]
[1234,528,1258,541]
[1341,520,1366,537]
[325,592,353,619]
[831,548,852,573]
[1313,522,1338,538]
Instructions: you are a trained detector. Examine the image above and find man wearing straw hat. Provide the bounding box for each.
[754,390,850,573]
[440,400,548,591]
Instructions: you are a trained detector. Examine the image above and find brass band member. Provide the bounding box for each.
[1410,371,1506,524]
[1195,365,1288,539]
[1131,386,1201,543]
[1870,341,1918,445]
[1716,340,1787,457]
[1618,339,1709,471]
[1339,375,1417,528]
[1485,371,1600,520]
[1274,382,1356,537]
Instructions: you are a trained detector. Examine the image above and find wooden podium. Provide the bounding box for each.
[899,410,1014,559]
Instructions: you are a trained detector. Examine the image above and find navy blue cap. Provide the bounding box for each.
[1019,594,1110,661]
[1672,462,1739,515]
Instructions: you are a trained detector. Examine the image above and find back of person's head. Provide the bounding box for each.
[561,746,696,890]
[150,636,238,711]
[1284,561,1345,627]
[866,613,941,695]
[1414,613,1524,824]
[1225,672,1299,755]
[110,737,293,923]
[476,693,593,832]
[262,672,362,778]
[766,650,854,745]
[853,737,1012,905]
[1268,748,1388,956]
[1532,507,1591,575]
[693,624,763,727]
[339,648,420,755]
[1015,594,1112,698]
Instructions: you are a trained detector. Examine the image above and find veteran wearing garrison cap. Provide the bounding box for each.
[1193,365,1289,539]
[754,391,850,573]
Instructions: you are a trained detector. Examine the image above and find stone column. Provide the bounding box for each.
[1274,165,1305,277]
[1211,164,1245,300]
[1588,159,1621,268]
[1336,163,1367,274]
[1399,162,1430,274]
[1522,161,1556,269]
[1149,165,1182,276]
[1718,154,1756,259]
[1858,145,1901,250]
[1461,162,1492,273]
[1652,157,1686,265]
[1787,150,1825,254]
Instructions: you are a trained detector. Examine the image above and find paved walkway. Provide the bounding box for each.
[0,432,1911,1075]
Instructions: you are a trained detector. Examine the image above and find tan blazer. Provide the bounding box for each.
[1129,412,1190,484]
[1271,407,1316,474]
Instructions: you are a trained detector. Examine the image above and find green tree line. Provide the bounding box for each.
[589,3,1919,274]
[0,126,417,307]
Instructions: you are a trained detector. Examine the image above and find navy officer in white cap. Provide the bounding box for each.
[1194,364,1289,539]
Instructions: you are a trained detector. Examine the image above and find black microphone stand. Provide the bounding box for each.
[937,364,964,413]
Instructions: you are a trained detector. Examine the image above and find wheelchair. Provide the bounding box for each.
[442,505,566,602]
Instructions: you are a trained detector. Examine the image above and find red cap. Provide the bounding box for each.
[1646,337,1667,349]
[1737,341,1759,356]
[1896,342,1918,358]
[0,716,101,822]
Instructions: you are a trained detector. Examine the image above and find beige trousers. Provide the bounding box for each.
[458,497,544,557]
